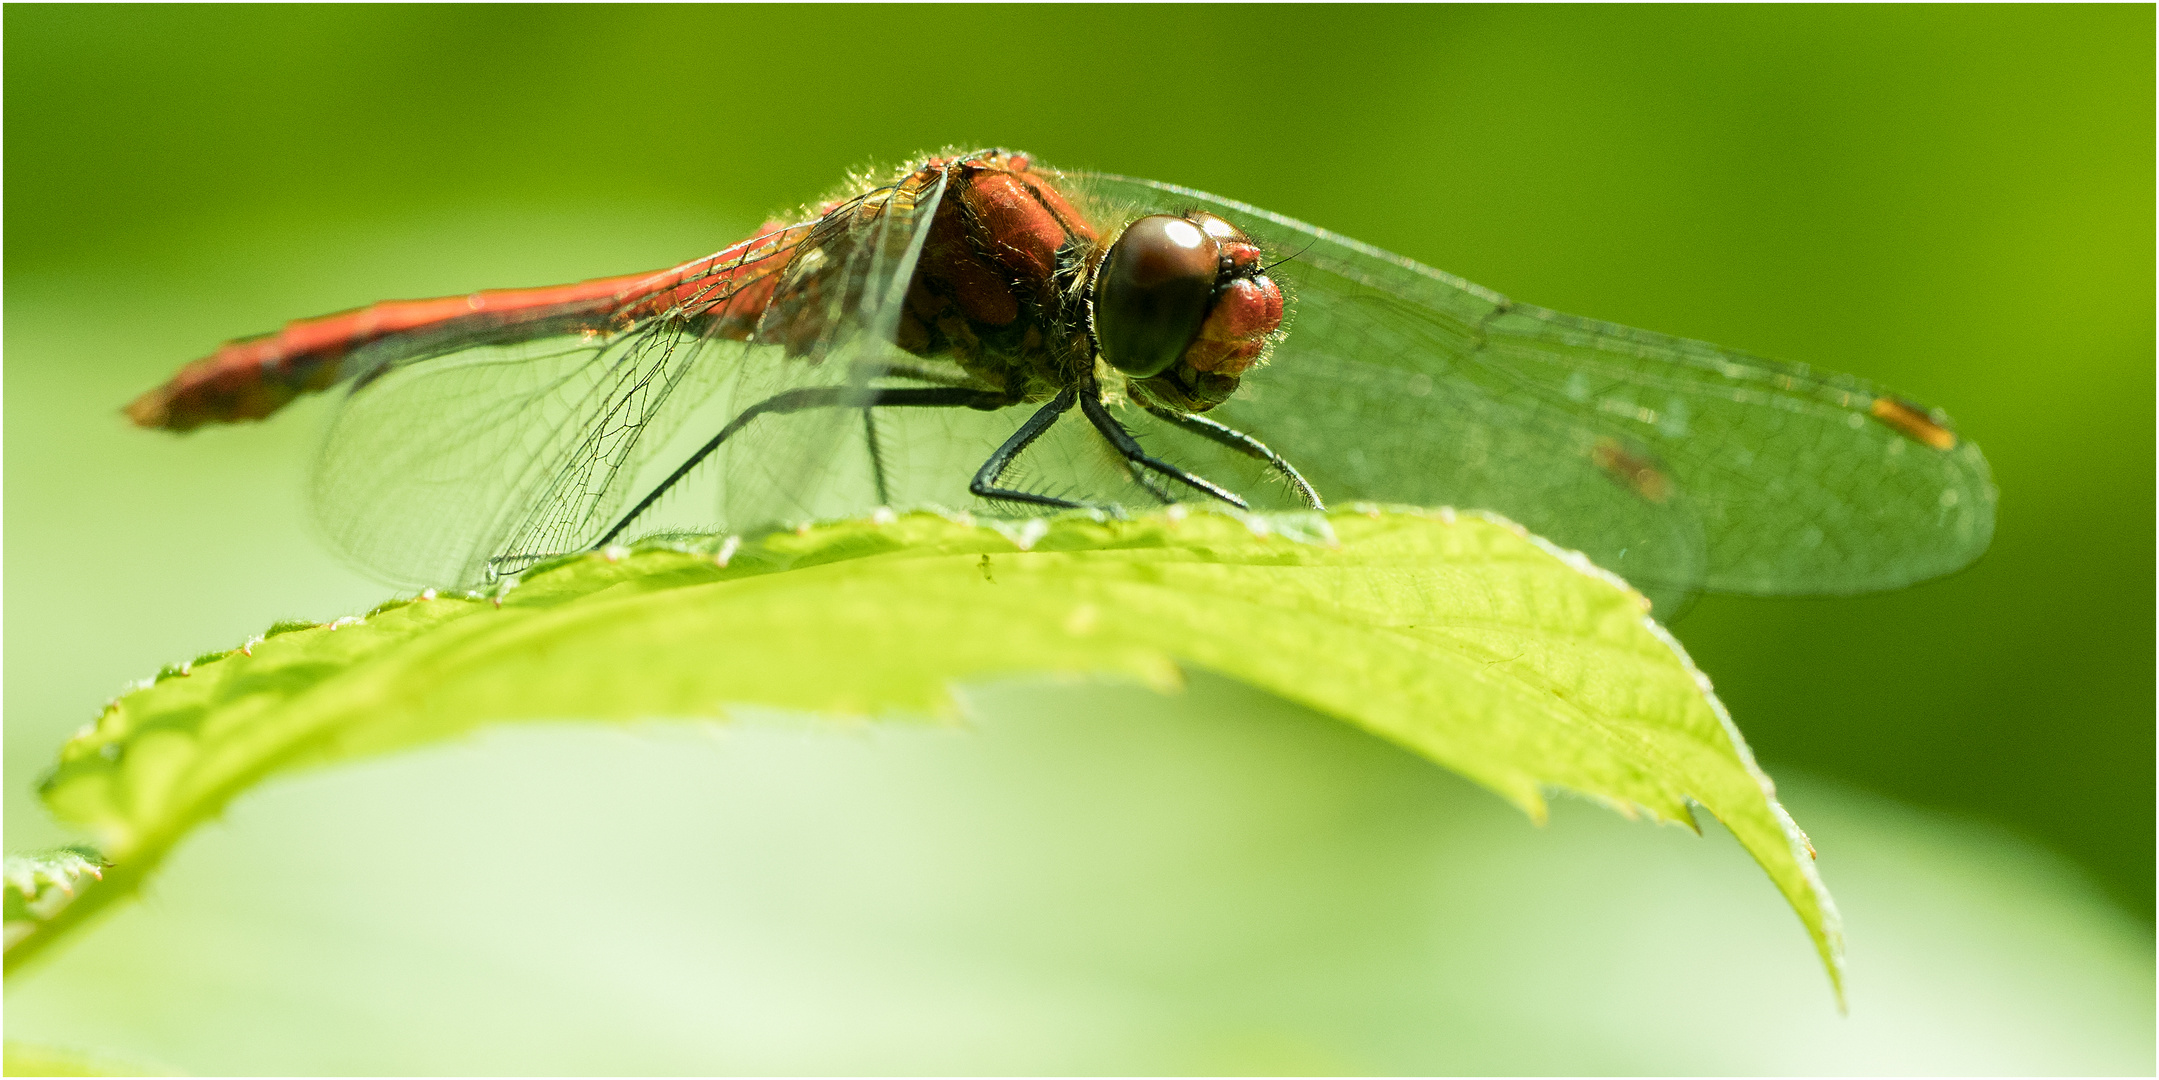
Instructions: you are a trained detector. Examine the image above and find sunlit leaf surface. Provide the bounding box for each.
[18,508,1839,993]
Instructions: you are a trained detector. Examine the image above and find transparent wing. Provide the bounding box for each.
[1072,172,1997,601]
[312,169,952,588]
[314,324,736,587]
[700,164,955,536]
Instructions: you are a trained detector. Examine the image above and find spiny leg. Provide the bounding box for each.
[1075,375,1248,510]
[869,361,988,389]
[969,385,1086,510]
[1140,404,1324,510]
[863,406,890,505]
[1131,468,1177,505]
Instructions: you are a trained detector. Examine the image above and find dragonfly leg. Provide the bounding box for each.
[1131,468,1178,506]
[1140,405,1325,510]
[866,361,987,389]
[598,384,1006,547]
[1076,376,1248,510]
[863,407,890,505]
[970,386,1088,510]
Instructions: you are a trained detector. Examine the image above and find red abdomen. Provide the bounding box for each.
[126,222,806,431]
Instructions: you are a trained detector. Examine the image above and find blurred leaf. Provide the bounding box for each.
[2,1040,175,1076]
[12,508,1839,994]
[4,846,106,950]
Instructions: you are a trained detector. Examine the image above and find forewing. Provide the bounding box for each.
[1073,173,1996,599]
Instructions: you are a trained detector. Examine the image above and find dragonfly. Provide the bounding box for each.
[128,148,1995,611]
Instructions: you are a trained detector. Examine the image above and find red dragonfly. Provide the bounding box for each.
[129,149,1994,610]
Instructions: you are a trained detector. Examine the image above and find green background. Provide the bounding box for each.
[6,5,2151,1073]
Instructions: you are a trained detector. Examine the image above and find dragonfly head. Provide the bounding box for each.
[1089,212,1284,412]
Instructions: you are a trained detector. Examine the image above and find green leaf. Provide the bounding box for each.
[13,507,1840,998]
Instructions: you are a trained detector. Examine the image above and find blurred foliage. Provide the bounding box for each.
[3,847,104,951]
[7,6,2148,916]
[2,1039,171,1077]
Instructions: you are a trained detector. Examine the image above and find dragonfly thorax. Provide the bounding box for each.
[893,153,1285,415]
[894,154,1100,404]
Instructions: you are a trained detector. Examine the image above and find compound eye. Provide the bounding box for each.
[1093,214,1220,378]
[1188,211,1241,243]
